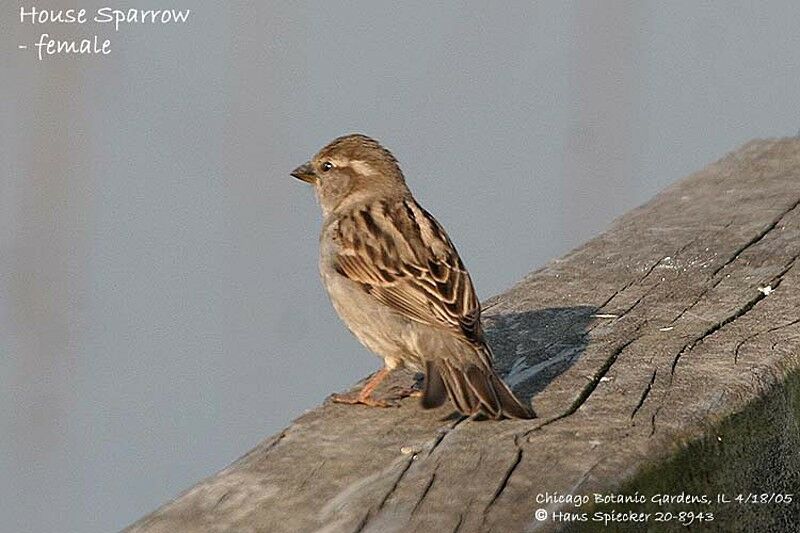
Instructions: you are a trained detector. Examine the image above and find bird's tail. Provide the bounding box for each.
[421,346,535,420]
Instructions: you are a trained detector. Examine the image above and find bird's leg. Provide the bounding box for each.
[330,367,395,407]
[358,366,391,399]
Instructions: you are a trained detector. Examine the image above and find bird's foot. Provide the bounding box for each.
[329,391,397,408]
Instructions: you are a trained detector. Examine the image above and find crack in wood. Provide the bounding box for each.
[672,294,767,377]
[552,334,642,425]
[670,277,724,326]
[588,281,662,339]
[451,511,465,533]
[483,437,524,515]
[411,466,438,515]
[212,489,234,510]
[613,282,659,321]
[781,252,800,280]
[772,334,800,352]
[353,416,471,530]
[589,248,692,335]
[246,430,286,464]
[649,405,662,437]
[596,256,666,312]
[354,455,416,533]
[670,251,799,378]
[709,197,800,278]
[593,228,723,323]
[427,415,469,457]
[376,455,415,511]
[521,331,646,439]
[352,510,372,533]
[734,318,800,363]
[671,198,800,325]
[297,460,326,491]
[581,232,707,337]
[631,368,657,419]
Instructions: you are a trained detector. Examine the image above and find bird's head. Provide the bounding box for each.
[291,134,408,215]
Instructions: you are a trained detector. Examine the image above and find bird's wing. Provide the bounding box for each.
[333,197,483,345]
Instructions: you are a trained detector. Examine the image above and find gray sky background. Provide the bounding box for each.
[2,2,800,531]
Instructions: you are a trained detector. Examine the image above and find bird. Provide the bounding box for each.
[291,134,534,419]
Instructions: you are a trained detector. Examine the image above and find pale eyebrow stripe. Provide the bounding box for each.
[327,157,349,167]
[349,160,375,175]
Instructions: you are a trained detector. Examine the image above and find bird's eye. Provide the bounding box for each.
[321,161,333,172]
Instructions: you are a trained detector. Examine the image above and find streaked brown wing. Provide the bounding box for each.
[334,198,483,344]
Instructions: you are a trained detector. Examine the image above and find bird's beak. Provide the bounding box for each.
[291,162,316,184]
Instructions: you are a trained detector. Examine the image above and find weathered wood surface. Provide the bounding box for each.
[126,139,800,532]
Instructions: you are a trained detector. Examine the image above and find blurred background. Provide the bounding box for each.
[2,1,800,531]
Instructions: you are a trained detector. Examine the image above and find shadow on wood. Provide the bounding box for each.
[486,306,597,404]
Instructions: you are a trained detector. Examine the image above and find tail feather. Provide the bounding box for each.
[464,365,501,418]
[421,353,536,420]
[488,372,536,419]
[437,374,466,414]
[442,361,478,414]
[421,360,447,409]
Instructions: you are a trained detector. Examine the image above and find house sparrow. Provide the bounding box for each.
[291,134,534,419]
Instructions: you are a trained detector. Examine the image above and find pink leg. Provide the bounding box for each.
[330,367,395,407]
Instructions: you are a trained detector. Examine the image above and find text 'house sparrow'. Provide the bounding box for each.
[291,134,534,419]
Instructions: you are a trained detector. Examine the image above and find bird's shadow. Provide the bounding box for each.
[483,305,596,407]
